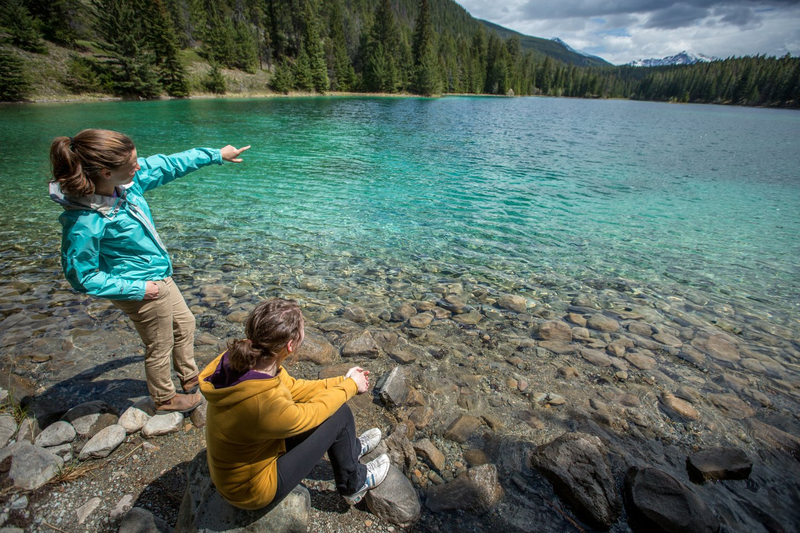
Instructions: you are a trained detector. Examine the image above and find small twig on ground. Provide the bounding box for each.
[118,442,144,463]
[49,461,107,484]
[44,522,69,533]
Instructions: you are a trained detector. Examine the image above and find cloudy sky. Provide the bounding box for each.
[455,0,800,65]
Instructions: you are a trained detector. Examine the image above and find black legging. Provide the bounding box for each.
[273,403,367,504]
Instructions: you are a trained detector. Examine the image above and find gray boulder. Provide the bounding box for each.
[63,400,118,438]
[175,450,309,533]
[0,441,63,490]
[119,507,172,533]
[35,420,77,448]
[119,407,151,434]
[342,330,380,358]
[377,366,410,407]
[624,466,719,533]
[538,320,573,342]
[531,432,621,529]
[142,412,183,438]
[0,415,17,448]
[365,465,421,527]
[686,447,752,483]
[79,424,126,460]
[425,464,504,515]
[295,331,337,365]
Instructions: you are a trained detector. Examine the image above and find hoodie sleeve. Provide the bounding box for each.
[61,215,147,300]
[135,148,223,193]
[284,372,348,403]
[257,378,359,438]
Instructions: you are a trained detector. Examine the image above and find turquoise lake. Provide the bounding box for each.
[1,96,799,328]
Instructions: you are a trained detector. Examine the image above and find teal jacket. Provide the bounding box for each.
[49,148,223,300]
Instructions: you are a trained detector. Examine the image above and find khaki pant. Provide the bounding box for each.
[112,277,198,404]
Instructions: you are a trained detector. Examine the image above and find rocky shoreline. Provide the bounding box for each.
[0,251,799,532]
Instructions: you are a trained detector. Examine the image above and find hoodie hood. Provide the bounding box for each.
[200,352,284,408]
[49,181,132,218]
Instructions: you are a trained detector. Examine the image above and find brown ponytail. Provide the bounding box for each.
[227,299,304,373]
[49,129,136,196]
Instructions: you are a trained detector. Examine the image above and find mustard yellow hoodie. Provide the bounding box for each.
[199,352,358,509]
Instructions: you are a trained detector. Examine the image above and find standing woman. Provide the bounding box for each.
[49,129,250,413]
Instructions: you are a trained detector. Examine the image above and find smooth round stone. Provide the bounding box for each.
[118,407,151,434]
[79,424,126,460]
[496,294,527,313]
[587,315,620,333]
[627,322,654,337]
[407,312,434,329]
[581,348,612,367]
[660,393,700,421]
[141,413,183,438]
[654,333,682,347]
[625,351,657,370]
[538,320,573,342]
[35,421,76,448]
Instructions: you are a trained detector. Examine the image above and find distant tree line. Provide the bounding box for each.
[1,0,798,108]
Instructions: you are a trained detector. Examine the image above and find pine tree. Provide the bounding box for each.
[92,0,162,98]
[0,46,30,101]
[328,0,355,91]
[271,58,294,93]
[300,3,328,92]
[294,47,314,91]
[411,0,439,95]
[148,0,189,97]
[204,62,226,93]
[363,0,399,92]
[1,0,48,54]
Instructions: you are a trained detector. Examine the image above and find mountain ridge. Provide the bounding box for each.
[627,51,719,67]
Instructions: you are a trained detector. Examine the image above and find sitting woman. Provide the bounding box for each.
[199,298,390,509]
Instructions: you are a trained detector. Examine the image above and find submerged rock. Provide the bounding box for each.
[443,415,483,444]
[624,466,719,533]
[497,294,527,313]
[342,330,380,358]
[425,464,503,515]
[538,320,573,342]
[295,331,337,365]
[686,447,752,483]
[660,393,700,422]
[531,432,621,529]
[587,315,620,333]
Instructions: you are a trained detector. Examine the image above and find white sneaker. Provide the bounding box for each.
[343,454,391,505]
[358,428,382,459]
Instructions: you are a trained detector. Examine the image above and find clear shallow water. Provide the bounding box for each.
[1,96,799,325]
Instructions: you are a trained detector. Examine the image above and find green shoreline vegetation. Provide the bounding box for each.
[1,0,799,108]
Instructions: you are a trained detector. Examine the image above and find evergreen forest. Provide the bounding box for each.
[0,0,798,108]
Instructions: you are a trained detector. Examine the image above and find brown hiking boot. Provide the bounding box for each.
[181,375,200,393]
[155,392,202,414]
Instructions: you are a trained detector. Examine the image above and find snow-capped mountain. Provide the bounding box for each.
[550,37,601,60]
[626,51,719,67]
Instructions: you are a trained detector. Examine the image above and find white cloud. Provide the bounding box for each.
[456,0,800,64]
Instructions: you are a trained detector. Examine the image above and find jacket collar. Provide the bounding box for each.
[49,181,133,217]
